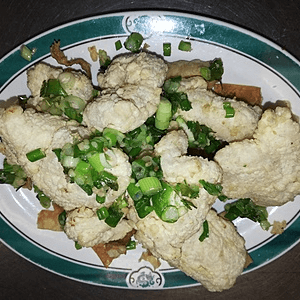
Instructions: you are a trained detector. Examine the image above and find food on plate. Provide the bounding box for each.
[27,62,94,122]
[83,52,168,133]
[174,76,262,142]
[92,229,136,268]
[173,210,247,292]
[215,106,300,206]
[37,203,65,231]
[0,106,131,211]
[213,83,262,106]
[271,220,287,235]
[64,206,133,247]
[1,35,299,293]
[50,40,92,78]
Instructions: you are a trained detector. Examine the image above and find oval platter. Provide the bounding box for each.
[0,11,300,289]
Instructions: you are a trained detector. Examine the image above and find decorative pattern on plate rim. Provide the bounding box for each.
[126,266,165,288]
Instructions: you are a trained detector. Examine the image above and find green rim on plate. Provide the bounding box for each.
[1,11,300,289]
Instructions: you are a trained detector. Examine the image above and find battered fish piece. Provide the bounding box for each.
[0,105,131,210]
[174,210,247,292]
[27,62,94,109]
[214,106,300,206]
[175,76,262,142]
[83,52,168,133]
[128,130,223,265]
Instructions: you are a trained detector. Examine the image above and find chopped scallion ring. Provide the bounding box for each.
[138,177,162,196]
[163,43,171,56]
[26,148,46,162]
[223,102,235,118]
[96,207,109,220]
[178,40,192,52]
[124,32,143,52]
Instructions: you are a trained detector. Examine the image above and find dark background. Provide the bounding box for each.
[0,1,300,299]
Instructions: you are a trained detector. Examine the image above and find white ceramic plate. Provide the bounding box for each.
[1,11,300,289]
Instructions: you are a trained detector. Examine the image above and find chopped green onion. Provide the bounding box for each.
[105,197,126,227]
[40,79,68,98]
[52,148,62,160]
[34,185,51,208]
[26,148,46,162]
[58,210,67,228]
[200,58,224,81]
[20,45,35,61]
[223,102,235,118]
[163,43,171,56]
[224,198,271,230]
[126,240,136,250]
[88,153,105,172]
[98,49,111,68]
[75,241,82,250]
[127,182,144,201]
[58,72,76,90]
[115,40,123,51]
[103,128,125,146]
[96,195,106,204]
[178,40,192,52]
[161,205,179,223]
[124,32,143,52]
[175,182,199,199]
[0,159,28,189]
[199,220,209,242]
[96,170,119,191]
[96,207,109,220]
[152,181,179,223]
[61,95,86,112]
[99,152,112,169]
[138,177,162,196]
[200,67,211,81]
[163,76,181,93]
[199,179,223,196]
[134,196,154,218]
[155,97,172,130]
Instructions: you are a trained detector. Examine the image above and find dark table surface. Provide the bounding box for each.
[0,1,300,299]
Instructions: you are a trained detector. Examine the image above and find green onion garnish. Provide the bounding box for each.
[34,185,51,208]
[138,177,162,196]
[124,32,143,52]
[223,102,235,118]
[75,241,82,250]
[98,49,111,68]
[163,76,181,93]
[115,40,123,51]
[96,195,106,204]
[0,159,28,190]
[224,198,271,230]
[88,153,105,173]
[26,148,46,162]
[163,43,171,56]
[20,45,36,61]
[199,220,209,242]
[40,79,68,98]
[58,210,67,229]
[199,179,223,196]
[126,240,137,250]
[155,97,172,130]
[178,40,192,52]
[96,207,109,220]
[200,58,224,81]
